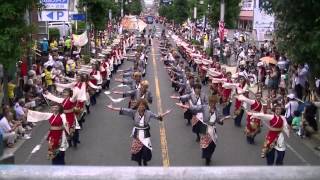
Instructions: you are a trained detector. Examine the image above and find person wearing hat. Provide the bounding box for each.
[106,99,171,166]
[171,83,208,142]
[284,93,299,125]
[176,95,225,165]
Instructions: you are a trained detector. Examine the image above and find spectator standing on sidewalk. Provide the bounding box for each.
[294,64,309,100]
[41,38,49,56]
[285,94,299,125]
[7,78,16,106]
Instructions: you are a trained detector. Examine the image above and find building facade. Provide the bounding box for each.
[238,0,254,31]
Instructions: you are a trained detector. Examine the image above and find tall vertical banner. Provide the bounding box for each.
[218,21,225,42]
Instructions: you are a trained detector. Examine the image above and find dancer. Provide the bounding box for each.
[26,104,70,165]
[247,103,289,158]
[106,99,171,166]
[171,83,208,142]
[176,95,225,165]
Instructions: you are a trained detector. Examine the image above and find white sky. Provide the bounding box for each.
[144,0,154,5]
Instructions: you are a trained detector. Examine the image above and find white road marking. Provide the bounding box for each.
[260,121,310,165]
[286,143,310,165]
[24,134,47,163]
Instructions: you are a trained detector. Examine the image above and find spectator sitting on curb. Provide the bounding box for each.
[291,110,303,137]
[8,110,31,140]
[302,102,318,138]
[14,98,33,131]
[0,111,17,148]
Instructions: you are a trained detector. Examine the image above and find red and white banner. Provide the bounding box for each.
[218,21,225,42]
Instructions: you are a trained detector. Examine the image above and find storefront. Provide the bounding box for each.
[238,10,253,31]
[238,0,254,31]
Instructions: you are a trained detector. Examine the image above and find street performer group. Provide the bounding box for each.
[23,26,291,166]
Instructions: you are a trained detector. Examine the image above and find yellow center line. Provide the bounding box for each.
[151,39,170,167]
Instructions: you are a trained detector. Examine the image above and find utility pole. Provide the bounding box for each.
[26,8,33,71]
[121,0,124,17]
[219,0,225,64]
[193,1,197,40]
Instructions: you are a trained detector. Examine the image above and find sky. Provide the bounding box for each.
[144,0,154,5]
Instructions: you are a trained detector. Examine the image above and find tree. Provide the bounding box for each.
[0,0,39,105]
[224,0,241,29]
[160,0,240,27]
[159,4,175,21]
[261,0,320,76]
[125,0,142,16]
[170,0,190,25]
[206,0,241,29]
[79,0,116,48]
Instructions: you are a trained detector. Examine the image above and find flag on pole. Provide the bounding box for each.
[219,21,225,42]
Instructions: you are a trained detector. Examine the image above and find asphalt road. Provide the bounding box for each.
[15,24,320,166]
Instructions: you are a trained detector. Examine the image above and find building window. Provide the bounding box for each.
[242,0,254,10]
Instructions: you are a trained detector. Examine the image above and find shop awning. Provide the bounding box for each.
[239,10,253,21]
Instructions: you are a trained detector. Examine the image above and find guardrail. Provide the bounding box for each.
[0,166,319,180]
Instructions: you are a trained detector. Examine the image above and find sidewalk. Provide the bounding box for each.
[0,106,45,164]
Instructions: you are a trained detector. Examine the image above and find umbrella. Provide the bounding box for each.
[259,56,277,64]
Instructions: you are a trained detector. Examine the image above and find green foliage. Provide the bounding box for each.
[80,0,115,31]
[125,0,142,16]
[191,39,201,45]
[224,0,241,29]
[159,0,189,24]
[173,0,190,24]
[83,54,91,64]
[261,0,320,76]
[159,4,175,21]
[0,0,39,70]
[205,47,213,56]
[160,0,240,28]
[49,28,60,42]
[206,0,241,29]
[72,21,87,34]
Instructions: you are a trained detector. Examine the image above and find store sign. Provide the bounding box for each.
[41,0,69,10]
